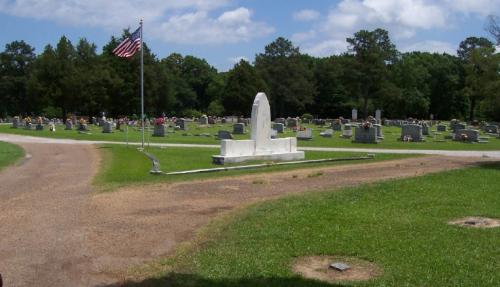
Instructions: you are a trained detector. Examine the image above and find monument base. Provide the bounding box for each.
[212,151,305,165]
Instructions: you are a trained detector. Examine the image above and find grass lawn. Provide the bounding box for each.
[0,141,24,170]
[2,122,500,151]
[94,144,416,191]
[129,162,500,287]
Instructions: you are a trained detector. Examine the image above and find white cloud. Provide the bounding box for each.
[292,0,498,57]
[293,9,320,21]
[401,40,456,54]
[0,0,273,45]
[444,0,500,16]
[156,8,274,44]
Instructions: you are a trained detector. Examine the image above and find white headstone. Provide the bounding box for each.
[212,93,304,164]
[352,109,358,121]
[375,109,381,121]
[251,93,271,153]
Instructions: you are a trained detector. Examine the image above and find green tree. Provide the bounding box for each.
[346,29,397,118]
[255,37,315,117]
[0,41,36,116]
[458,37,496,120]
[222,60,267,116]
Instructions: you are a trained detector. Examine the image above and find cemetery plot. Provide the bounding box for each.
[2,120,500,151]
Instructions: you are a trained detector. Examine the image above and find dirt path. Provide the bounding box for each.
[0,142,492,287]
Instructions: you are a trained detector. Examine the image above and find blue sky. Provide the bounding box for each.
[0,0,497,71]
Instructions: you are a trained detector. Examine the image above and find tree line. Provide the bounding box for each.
[1,26,499,121]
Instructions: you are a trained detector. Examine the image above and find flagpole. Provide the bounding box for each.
[140,19,145,149]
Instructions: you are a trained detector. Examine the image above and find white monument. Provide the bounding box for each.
[352,108,358,121]
[212,93,304,164]
[375,109,381,121]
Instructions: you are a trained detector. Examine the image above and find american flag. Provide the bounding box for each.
[113,26,141,58]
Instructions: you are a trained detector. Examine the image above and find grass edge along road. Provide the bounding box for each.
[126,161,500,287]
[2,123,500,151]
[93,144,418,192]
[0,141,24,170]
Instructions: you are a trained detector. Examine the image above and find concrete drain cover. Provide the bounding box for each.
[330,262,350,271]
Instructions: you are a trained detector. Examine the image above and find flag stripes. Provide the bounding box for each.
[113,27,141,58]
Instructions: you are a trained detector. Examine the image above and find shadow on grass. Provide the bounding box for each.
[476,161,500,171]
[103,272,349,287]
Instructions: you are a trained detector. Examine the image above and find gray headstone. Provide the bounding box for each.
[437,124,446,132]
[296,128,312,140]
[272,123,284,133]
[199,116,208,125]
[36,124,44,131]
[352,108,358,121]
[274,118,286,125]
[354,126,378,143]
[331,121,342,131]
[484,125,498,134]
[320,129,333,138]
[400,124,424,142]
[217,130,233,140]
[375,109,381,121]
[12,118,19,128]
[233,123,245,134]
[153,124,166,137]
[102,121,113,133]
[177,118,188,131]
[454,129,479,142]
[287,118,299,128]
[342,124,353,138]
[373,124,383,139]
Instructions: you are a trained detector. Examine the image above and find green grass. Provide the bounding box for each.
[0,141,24,170]
[129,162,500,287]
[94,144,415,191]
[2,122,500,151]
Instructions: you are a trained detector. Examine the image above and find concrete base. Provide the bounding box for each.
[212,151,304,165]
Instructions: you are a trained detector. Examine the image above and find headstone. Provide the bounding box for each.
[375,109,382,121]
[320,129,333,138]
[233,123,245,134]
[450,121,466,133]
[212,93,304,164]
[352,108,358,121]
[36,124,44,131]
[437,124,446,132]
[208,116,216,125]
[454,129,480,142]
[153,124,166,137]
[218,130,233,140]
[331,121,342,131]
[297,128,313,140]
[422,122,430,135]
[199,115,208,125]
[102,121,113,133]
[25,123,32,130]
[484,125,498,134]
[272,123,284,133]
[400,124,424,142]
[287,118,299,129]
[12,117,20,128]
[373,124,383,139]
[342,124,353,138]
[353,125,378,143]
[275,118,286,125]
[78,123,88,131]
[177,118,188,131]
